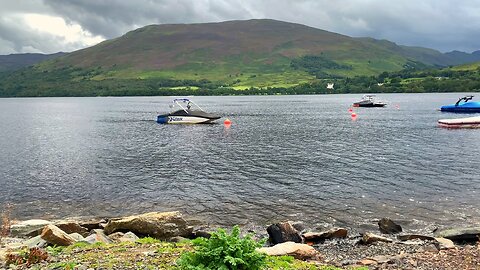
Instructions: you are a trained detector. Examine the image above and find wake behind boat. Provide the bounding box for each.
[352,94,387,107]
[157,98,221,124]
[440,95,480,113]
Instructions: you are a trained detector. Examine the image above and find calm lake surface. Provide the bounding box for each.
[1,93,479,232]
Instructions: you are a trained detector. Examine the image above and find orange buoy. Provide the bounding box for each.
[224,118,232,125]
[351,112,357,117]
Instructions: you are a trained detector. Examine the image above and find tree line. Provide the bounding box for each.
[0,64,479,97]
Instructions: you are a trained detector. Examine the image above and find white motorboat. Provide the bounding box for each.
[352,94,387,107]
[157,98,221,124]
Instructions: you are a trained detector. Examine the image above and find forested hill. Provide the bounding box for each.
[0,19,479,96]
[0,52,65,72]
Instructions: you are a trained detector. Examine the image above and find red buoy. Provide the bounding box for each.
[224,118,232,125]
[351,112,358,121]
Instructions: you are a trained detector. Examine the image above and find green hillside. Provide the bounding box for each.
[0,52,65,72]
[0,19,478,96]
[450,61,480,71]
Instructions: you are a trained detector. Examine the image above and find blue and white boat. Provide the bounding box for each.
[440,95,480,113]
[157,98,221,124]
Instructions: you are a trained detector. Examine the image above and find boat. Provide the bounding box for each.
[352,95,387,107]
[438,115,480,128]
[157,98,221,124]
[440,95,480,113]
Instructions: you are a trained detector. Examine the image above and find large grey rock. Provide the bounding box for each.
[119,232,139,242]
[40,224,77,246]
[107,232,125,241]
[108,231,139,243]
[104,212,191,240]
[79,219,107,231]
[290,221,306,233]
[83,229,112,244]
[378,218,402,234]
[21,221,90,238]
[267,222,302,245]
[10,219,52,237]
[55,222,89,237]
[22,235,47,249]
[361,232,393,244]
[69,233,85,242]
[257,242,319,260]
[435,227,480,241]
[168,236,189,243]
[191,230,212,239]
[303,228,348,243]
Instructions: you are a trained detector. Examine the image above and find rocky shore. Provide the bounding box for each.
[1,211,479,269]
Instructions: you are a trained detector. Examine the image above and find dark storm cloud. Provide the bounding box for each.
[43,0,255,38]
[243,0,480,52]
[1,0,480,54]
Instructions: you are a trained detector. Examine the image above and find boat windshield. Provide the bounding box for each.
[170,98,204,113]
[362,95,376,101]
[455,95,474,106]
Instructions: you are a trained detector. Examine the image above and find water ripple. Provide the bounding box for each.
[0,94,479,231]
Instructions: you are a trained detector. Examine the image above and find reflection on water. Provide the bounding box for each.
[1,94,479,232]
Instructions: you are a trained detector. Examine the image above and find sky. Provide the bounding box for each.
[1,0,480,55]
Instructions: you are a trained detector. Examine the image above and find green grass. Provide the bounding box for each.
[89,65,315,88]
[5,237,369,269]
[450,61,480,71]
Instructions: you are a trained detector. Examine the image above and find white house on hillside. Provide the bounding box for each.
[326,83,334,89]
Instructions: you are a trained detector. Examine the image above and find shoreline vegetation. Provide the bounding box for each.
[0,64,479,97]
[1,210,479,269]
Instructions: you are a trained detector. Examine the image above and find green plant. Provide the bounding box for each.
[46,245,65,256]
[177,225,266,270]
[136,237,162,245]
[266,255,317,269]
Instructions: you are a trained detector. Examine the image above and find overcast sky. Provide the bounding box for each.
[1,0,479,55]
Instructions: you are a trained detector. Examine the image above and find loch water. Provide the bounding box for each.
[1,93,479,232]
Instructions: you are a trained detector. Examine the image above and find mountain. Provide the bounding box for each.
[443,50,480,66]
[47,19,449,77]
[0,19,479,96]
[0,52,65,72]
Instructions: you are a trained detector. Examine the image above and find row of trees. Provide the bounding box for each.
[1,63,479,97]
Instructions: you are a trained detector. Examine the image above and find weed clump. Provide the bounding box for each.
[0,203,13,243]
[177,225,266,270]
[6,247,49,266]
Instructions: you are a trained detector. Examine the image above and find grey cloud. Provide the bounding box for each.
[247,0,480,52]
[43,0,253,38]
[0,11,87,54]
[0,0,480,54]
